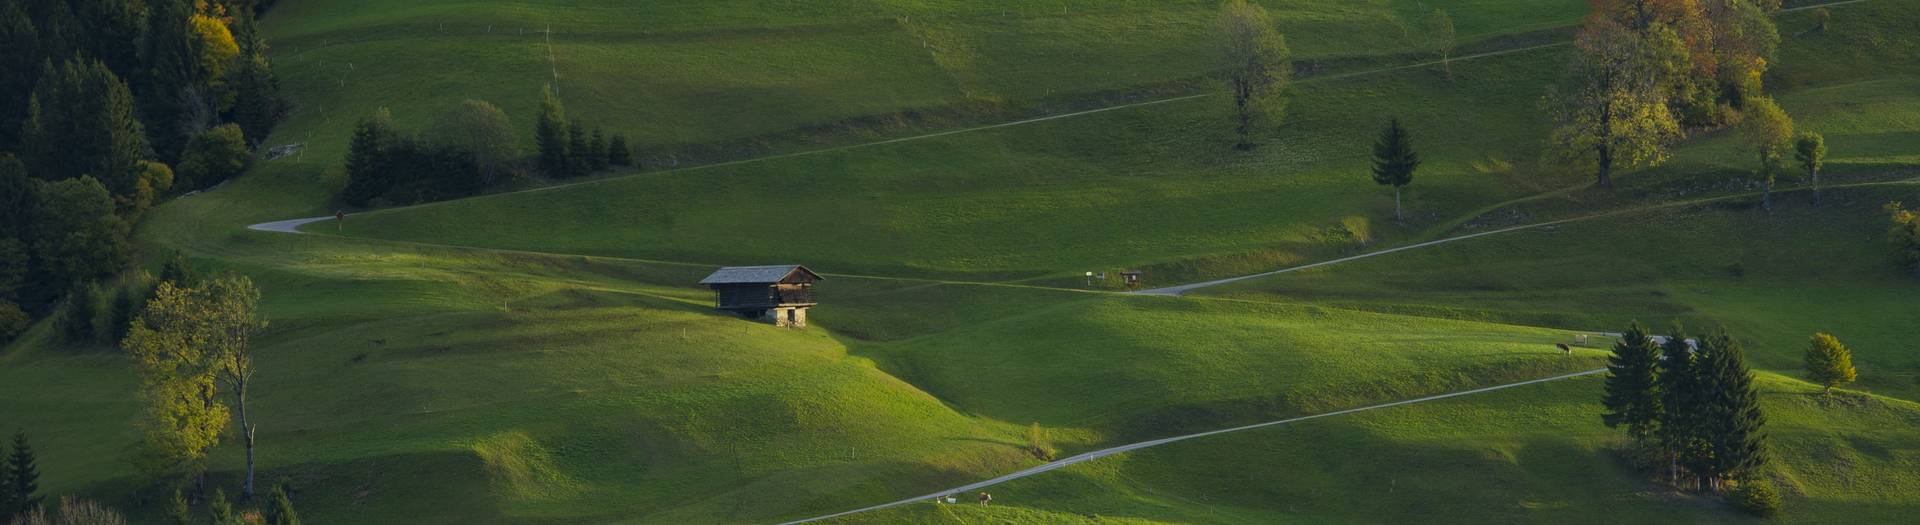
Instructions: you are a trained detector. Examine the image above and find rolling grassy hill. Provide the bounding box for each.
[321,0,1919,284]
[1206,183,1920,397]
[1,0,1917,523]
[828,374,1920,524]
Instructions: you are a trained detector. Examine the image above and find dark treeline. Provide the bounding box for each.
[339,86,632,207]
[0,0,285,346]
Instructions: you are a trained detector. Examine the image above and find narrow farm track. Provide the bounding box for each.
[246,0,1866,228]
[779,368,1609,525]
[1140,178,1920,295]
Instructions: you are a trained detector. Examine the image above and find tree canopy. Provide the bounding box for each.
[1218,0,1291,150]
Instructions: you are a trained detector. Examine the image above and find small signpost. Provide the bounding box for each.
[335,210,345,232]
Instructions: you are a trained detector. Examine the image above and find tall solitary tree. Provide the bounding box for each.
[200,275,267,500]
[1429,8,1457,80]
[1793,131,1827,202]
[1369,118,1419,221]
[1803,332,1856,395]
[1602,323,1663,441]
[123,281,232,488]
[1545,17,1684,189]
[1218,0,1291,150]
[535,85,569,177]
[1739,96,1794,213]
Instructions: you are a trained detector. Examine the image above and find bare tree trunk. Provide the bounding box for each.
[1813,167,1821,203]
[1764,178,1774,213]
[1596,144,1614,189]
[238,379,255,501]
[1394,186,1404,221]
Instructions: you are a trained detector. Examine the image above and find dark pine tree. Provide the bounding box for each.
[70,0,144,77]
[608,133,633,166]
[0,3,40,151]
[1369,118,1419,221]
[138,0,206,163]
[5,432,38,517]
[0,154,33,240]
[1602,322,1663,442]
[566,119,591,177]
[341,110,396,206]
[534,85,568,177]
[20,57,151,208]
[264,482,300,525]
[588,128,609,171]
[1695,331,1768,492]
[1655,323,1704,487]
[228,12,285,145]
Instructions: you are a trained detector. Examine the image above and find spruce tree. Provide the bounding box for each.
[227,10,284,144]
[567,119,591,177]
[264,483,300,525]
[588,128,609,171]
[20,58,151,208]
[1655,324,1703,487]
[6,433,38,517]
[0,3,40,151]
[534,85,568,177]
[1695,331,1768,492]
[57,282,98,344]
[209,489,237,525]
[1804,332,1856,395]
[0,438,10,519]
[1602,322,1662,441]
[1369,118,1419,221]
[341,109,395,206]
[608,134,632,166]
[139,0,206,162]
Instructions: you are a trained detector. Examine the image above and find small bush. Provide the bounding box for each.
[0,300,28,342]
[1025,422,1056,461]
[57,283,101,345]
[1731,479,1782,518]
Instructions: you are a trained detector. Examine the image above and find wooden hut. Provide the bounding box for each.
[698,265,822,327]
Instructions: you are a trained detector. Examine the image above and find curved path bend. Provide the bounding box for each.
[246,216,332,233]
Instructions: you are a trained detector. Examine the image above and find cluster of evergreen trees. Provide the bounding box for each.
[1601,323,1769,497]
[340,86,633,207]
[0,0,284,343]
[536,85,632,178]
[340,108,488,206]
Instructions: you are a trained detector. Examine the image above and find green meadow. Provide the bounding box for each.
[1,0,1918,523]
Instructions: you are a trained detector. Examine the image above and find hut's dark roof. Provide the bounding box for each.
[698,265,820,285]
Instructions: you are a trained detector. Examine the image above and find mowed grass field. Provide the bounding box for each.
[1,0,1917,523]
[1206,183,1920,397]
[0,234,1613,523]
[828,374,1920,524]
[324,0,1918,284]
